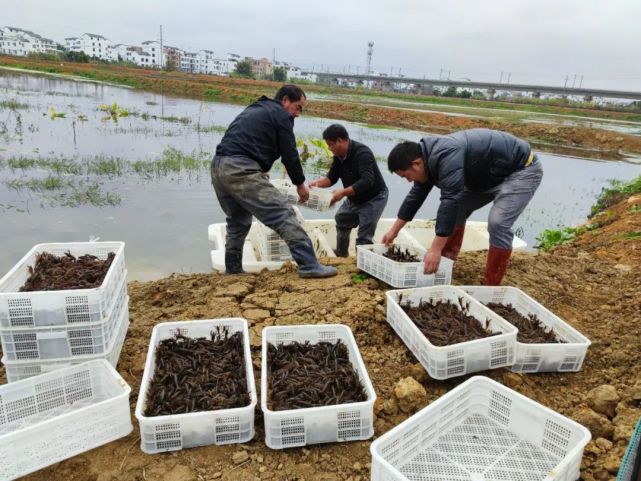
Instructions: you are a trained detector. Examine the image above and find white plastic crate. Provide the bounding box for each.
[357,244,453,288]
[255,207,304,262]
[0,242,126,328]
[271,179,334,211]
[459,286,592,373]
[0,359,132,480]
[0,273,128,361]
[2,296,129,382]
[134,318,257,454]
[261,324,376,449]
[386,286,518,380]
[370,375,591,481]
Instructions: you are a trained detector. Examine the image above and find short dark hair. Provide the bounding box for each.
[274,84,306,102]
[322,124,349,142]
[388,141,422,171]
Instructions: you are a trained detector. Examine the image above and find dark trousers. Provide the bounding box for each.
[335,188,389,245]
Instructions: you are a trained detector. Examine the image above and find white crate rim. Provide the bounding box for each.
[459,286,592,348]
[370,375,592,480]
[0,241,125,296]
[357,243,430,265]
[260,324,377,416]
[134,318,257,421]
[386,286,518,350]
[0,271,128,334]
[1,295,130,367]
[0,359,131,440]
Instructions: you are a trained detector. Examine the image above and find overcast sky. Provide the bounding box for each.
[4,0,641,90]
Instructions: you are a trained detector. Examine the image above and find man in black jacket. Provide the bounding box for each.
[308,124,388,256]
[382,128,543,285]
[211,84,336,278]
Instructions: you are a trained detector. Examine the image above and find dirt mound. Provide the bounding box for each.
[6,199,638,481]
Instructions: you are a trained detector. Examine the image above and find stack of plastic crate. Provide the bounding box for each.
[271,179,334,211]
[0,242,129,382]
[255,208,304,262]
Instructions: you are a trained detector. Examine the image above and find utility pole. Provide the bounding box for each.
[579,75,584,88]
[572,74,577,88]
[356,66,359,75]
[564,75,569,88]
[366,41,374,75]
[447,70,451,80]
[439,68,443,80]
[390,66,393,76]
[499,71,503,83]
[159,25,163,69]
[507,72,511,84]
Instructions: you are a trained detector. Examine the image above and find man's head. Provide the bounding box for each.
[275,84,306,118]
[322,124,350,158]
[388,141,427,182]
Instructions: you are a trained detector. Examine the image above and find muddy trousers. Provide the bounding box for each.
[210,155,321,270]
[452,159,543,285]
[334,189,389,255]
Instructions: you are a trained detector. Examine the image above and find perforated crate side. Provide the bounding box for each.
[261,324,376,449]
[0,242,126,328]
[0,360,132,480]
[370,376,591,481]
[0,275,128,362]
[459,286,591,373]
[386,286,517,380]
[134,318,257,453]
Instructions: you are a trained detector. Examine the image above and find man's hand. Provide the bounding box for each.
[423,249,442,274]
[382,229,398,246]
[307,179,319,188]
[296,183,310,203]
[330,189,345,207]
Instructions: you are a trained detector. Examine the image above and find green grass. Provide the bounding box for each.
[86,156,125,176]
[52,183,121,207]
[630,204,641,213]
[131,147,210,177]
[196,124,227,133]
[4,175,72,191]
[618,231,641,240]
[0,99,29,110]
[590,175,641,217]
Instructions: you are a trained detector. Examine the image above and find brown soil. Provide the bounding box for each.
[2,56,641,160]
[2,197,638,481]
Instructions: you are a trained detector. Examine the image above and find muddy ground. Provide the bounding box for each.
[3,196,638,481]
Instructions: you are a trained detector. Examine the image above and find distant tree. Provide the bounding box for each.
[164,58,177,71]
[442,86,458,97]
[272,67,287,82]
[234,60,254,79]
[62,51,90,63]
[459,89,472,99]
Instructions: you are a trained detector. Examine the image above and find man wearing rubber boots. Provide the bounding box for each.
[211,84,336,278]
[308,124,388,256]
[382,128,543,285]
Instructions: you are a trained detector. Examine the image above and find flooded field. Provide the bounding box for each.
[1,71,640,280]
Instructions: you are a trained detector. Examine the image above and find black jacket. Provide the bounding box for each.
[215,96,305,185]
[326,140,387,205]
[397,128,532,237]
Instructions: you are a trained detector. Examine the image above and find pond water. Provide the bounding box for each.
[1,70,640,281]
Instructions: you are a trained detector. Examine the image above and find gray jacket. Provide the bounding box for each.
[397,128,531,236]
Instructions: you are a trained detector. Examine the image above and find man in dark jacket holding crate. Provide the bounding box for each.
[308,124,388,256]
[382,128,543,285]
[211,84,336,278]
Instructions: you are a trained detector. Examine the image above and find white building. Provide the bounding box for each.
[298,71,318,83]
[181,52,198,73]
[141,41,165,68]
[0,26,57,56]
[65,33,112,61]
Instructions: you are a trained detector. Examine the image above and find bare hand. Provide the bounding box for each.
[423,250,441,274]
[297,183,310,203]
[381,229,398,246]
[330,189,344,207]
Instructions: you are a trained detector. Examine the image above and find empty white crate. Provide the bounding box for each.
[459,286,591,373]
[357,244,453,288]
[271,179,334,211]
[370,375,591,481]
[386,286,518,380]
[262,324,376,449]
[0,359,132,480]
[255,208,304,262]
[2,296,130,382]
[0,242,126,328]
[0,274,128,361]
[135,318,257,454]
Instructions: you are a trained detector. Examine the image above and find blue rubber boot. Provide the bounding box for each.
[289,239,337,278]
